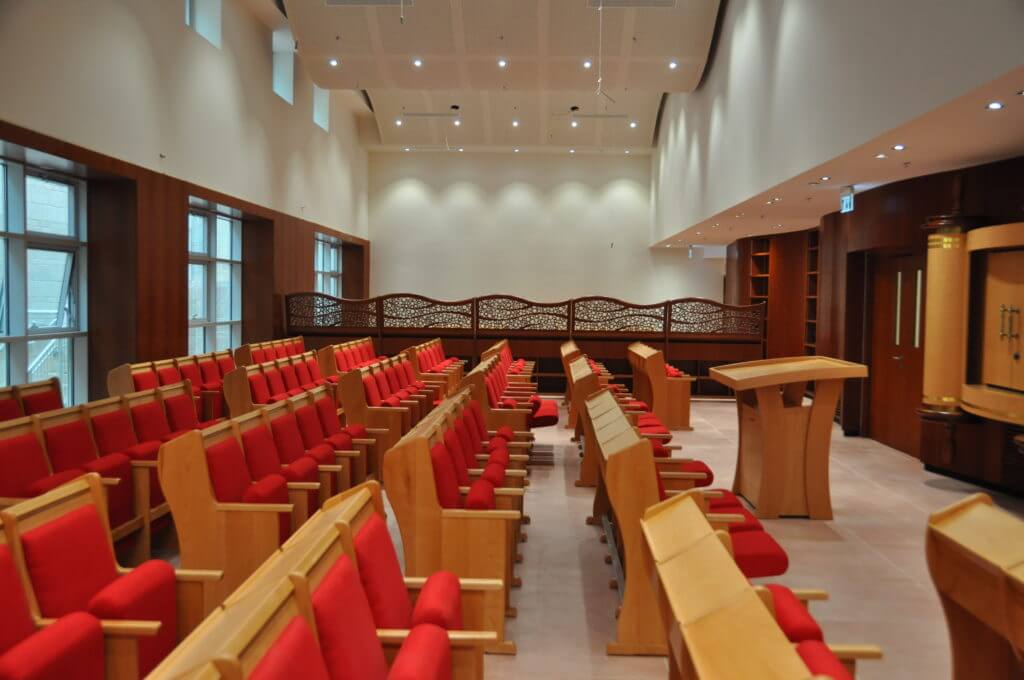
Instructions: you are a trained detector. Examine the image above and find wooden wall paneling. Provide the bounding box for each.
[86,177,138,399]
[816,214,839,358]
[241,218,275,343]
[341,242,367,298]
[134,171,188,361]
[724,240,749,305]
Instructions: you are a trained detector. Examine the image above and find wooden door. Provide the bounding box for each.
[870,255,926,457]
[982,251,1024,390]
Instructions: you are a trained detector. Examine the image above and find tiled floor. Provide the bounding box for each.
[432,398,1024,680]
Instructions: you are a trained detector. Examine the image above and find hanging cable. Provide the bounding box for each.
[400,0,405,24]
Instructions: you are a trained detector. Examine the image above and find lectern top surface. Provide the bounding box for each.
[710,355,867,390]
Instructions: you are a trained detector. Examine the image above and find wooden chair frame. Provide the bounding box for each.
[627,342,694,431]
[10,377,64,415]
[0,475,221,680]
[459,358,535,444]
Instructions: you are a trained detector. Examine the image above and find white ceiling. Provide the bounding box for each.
[281,0,720,150]
[659,67,1024,248]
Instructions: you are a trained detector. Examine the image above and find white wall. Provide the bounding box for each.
[652,0,1024,241]
[0,0,368,237]
[369,152,723,302]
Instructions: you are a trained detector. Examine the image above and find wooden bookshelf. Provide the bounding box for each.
[804,230,819,357]
[749,237,771,345]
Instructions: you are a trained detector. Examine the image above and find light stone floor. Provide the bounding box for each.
[393,397,1024,680]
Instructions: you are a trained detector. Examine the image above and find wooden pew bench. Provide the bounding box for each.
[627,341,695,431]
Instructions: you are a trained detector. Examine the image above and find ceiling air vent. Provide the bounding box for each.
[587,0,677,7]
[325,0,415,6]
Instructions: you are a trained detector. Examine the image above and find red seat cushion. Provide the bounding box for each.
[130,401,172,443]
[528,398,559,428]
[0,433,54,498]
[429,443,462,510]
[312,556,390,680]
[295,406,327,450]
[242,474,291,543]
[249,373,272,404]
[707,489,741,509]
[730,531,789,578]
[0,610,105,680]
[479,462,506,487]
[795,640,852,680]
[90,410,138,454]
[241,425,286,480]
[270,415,310,464]
[715,504,763,532]
[386,623,452,680]
[495,425,515,441]
[21,389,63,416]
[248,616,330,680]
[163,394,200,431]
[464,480,495,510]
[345,423,368,439]
[411,571,463,631]
[79,453,134,528]
[133,371,159,391]
[216,356,236,376]
[88,560,177,676]
[280,455,319,484]
[20,506,118,617]
[680,459,714,487]
[0,545,39,654]
[42,420,97,472]
[766,584,824,642]
[205,438,252,502]
[353,514,414,629]
[0,397,23,422]
[26,469,85,497]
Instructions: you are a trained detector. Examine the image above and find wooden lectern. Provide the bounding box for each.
[711,356,867,519]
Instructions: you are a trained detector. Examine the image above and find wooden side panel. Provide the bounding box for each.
[766,232,806,358]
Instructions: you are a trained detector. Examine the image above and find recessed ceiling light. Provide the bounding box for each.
[1017,89,1024,96]
[583,60,592,69]
[624,149,631,154]
[820,176,830,181]
[412,58,423,68]
[987,101,1004,110]
[513,148,520,153]
[696,231,702,236]
[497,58,508,69]
[875,152,887,159]
[571,120,579,128]
[453,119,461,127]
[403,147,410,152]
[892,144,906,151]
[569,149,576,154]
[629,121,638,129]
[668,60,678,70]
[712,223,719,228]
[394,118,403,126]
[512,119,519,128]
[328,58,339,67]
[458,147,464,152]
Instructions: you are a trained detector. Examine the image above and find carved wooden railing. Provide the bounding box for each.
[286,292,764,340]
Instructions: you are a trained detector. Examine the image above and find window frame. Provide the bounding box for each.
[187,207,242,354]
[0,160,89,405]
[314,235,343,298]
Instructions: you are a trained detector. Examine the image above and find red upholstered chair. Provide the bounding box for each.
[204,435,292,544]
[264,400,346,497]
[235,409,321,514]
[251,347,268,364]
[293,355,316,389]
[0,417,84,507]
[310,555,452,680]
[0,389,23,423]
[127,392,188,444]
[130,365,159,391]
[34,407,136,533]
[157,382,222,432]
[14,379,64,417]
[213,350,236,378]
[0,475,221,679]
[247,616,330,680]
[84,396,166,511]
[153,360,184,388]
[291,394,361,485]
[0,539,105,680]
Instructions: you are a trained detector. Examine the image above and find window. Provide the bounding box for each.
[272,28,295,104]
[185,0,222,48]
[314,236,343,298]
[188,208,241,354]
[313,85,330,131]
[0,160,88,405]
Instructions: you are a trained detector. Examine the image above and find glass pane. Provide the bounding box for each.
[315,273,324,293]
[27,337,71,403]
[330,245,340,272]
[26,249,74,331]
[315,242,324,271]
[188,213,207,254]
[214,262,233,322]
[188,263,207,321]
[26,176,73,237]
[214,324,232,351]
[332,276,341,297]
[0,343,7,387]
[0,163,6,231]
[0,238,7,335]
[215,217,232,259]
[187,326,205,355]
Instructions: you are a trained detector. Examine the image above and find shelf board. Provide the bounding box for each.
[750,274,769,279]
[807,270,819,275]
[806,319,817,324]
[806,295,818,299]
[752,251,770,257]
[804,342,817,348]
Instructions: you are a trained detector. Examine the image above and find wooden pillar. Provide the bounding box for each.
[921,226,969,413]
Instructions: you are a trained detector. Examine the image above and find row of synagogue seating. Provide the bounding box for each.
[148,481,505,679]
[0,378,65,423]
[107,350,236,421]
[407,338,465,389]
[626,341,694,430]
[477,355,559,429]
[158,385,371,603]
[0,379,219,561]
[222,350,338,415]
[233,335,306,366]
[0,475,222,680]
[382,387,533,654]
[642,491,882,679]
[480,339,533,380]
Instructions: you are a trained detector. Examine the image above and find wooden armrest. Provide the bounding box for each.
[287,482,321,491]
[403,577,503,592]
[641,432,672,441]
[40,618,161,637]
[707,513,744,525]
[217,502,293,513]
[378,629,498,647]
[659,471,707,480]
[701,489,724,499]
[653,458,695,467]
[441,509,521,521]
[370,407,408,415]
[366,428,389,435]
[130,460,158,469]
[495,487,525,497]
[101,477,120,487]
[487,430,533,439]
[826,644,883,660]
[790,588,829,602]
[334,449,361,458]
[352,438,376,445]
[171,569,223,583]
